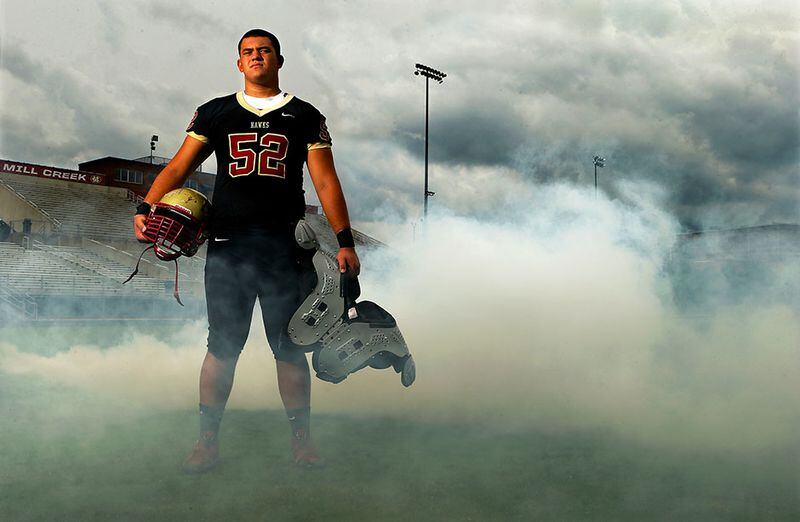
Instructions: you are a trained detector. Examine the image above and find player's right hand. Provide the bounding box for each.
[133,214,149,242]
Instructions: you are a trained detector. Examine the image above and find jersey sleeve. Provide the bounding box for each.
[305,107,332,151]
[185,105,211,144]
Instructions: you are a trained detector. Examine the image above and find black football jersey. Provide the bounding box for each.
[186,92,332,234]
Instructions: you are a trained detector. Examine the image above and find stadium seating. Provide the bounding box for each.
[1,172,385,248]
[0,170,385,321]
[34,242,166,294]
[0,174,134,240]
[0,241,168,297]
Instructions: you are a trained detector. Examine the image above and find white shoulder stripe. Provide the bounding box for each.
[187,131,209,144]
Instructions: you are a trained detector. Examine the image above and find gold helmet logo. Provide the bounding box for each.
[158,188,210,222]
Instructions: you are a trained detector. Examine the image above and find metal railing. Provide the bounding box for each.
[0,281,38,319]
[0,178,63,231]
[126,189,144,204]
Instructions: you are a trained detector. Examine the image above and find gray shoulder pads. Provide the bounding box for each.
[287,220,416,387]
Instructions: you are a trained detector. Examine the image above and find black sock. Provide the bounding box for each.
[286,406,310,437]
[199,403,224,439]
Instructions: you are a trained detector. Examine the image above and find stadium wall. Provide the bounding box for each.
[0,183,57,235]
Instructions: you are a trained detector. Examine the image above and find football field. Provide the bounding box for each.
[1,381,797,520]
[1,324,797,521]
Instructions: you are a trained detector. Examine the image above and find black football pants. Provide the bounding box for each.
[204,228,313,364]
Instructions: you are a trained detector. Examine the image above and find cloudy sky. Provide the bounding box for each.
[1,0,798,235]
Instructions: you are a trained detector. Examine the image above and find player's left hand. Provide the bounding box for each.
[337,247,360,276]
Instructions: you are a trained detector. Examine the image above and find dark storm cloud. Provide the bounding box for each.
[659,30,799,171]
[0,114,67,161]
[0,1,796,230]
[0,43,193,168]
[396,101,529,167]
[328,2,798,228]
[0,44,139,165]
[684,94,798,168]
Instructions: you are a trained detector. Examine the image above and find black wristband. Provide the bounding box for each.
[135,202,152,216]
[336,228,355,248]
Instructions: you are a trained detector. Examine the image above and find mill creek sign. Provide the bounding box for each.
[1,159,105,185]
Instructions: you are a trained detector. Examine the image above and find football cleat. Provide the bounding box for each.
[291,429,325,469]
[182,432,219,474]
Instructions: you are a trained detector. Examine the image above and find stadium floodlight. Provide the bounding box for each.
[414,63,447,220]
[150,135,159,164]
[593,155,606,197]
[414,63,446,83]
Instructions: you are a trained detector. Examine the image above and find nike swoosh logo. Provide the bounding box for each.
[214,238,230,242]
[281,112,295,118]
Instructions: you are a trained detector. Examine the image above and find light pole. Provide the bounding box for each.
[593,155,606,197]
[150,135,159,164]
[414,63,446,220]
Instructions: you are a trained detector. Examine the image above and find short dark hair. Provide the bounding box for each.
[238,29,281,57]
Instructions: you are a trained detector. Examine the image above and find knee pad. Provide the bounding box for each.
[287,220,416,387]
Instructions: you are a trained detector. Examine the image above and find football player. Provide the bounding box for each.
[133,29,360,473]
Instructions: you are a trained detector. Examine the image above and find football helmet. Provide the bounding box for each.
[287,220,416,387]
[143,188,210,261]
[124,188,210,305]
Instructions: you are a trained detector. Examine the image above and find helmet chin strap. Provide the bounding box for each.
[123,244,185,306]
[172,258,183,306]
[122,245,154,285]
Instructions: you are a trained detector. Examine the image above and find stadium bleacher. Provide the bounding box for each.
[0,172,383,250]
[33,242,167,294]
[0,168,385,321]
[0,174,135,241]
[0,241,168,297]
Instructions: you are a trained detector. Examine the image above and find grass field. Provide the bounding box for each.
[1,323,798,521]
[1,372,797,521]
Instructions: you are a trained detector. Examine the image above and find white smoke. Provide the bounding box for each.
[1,181,798,451]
